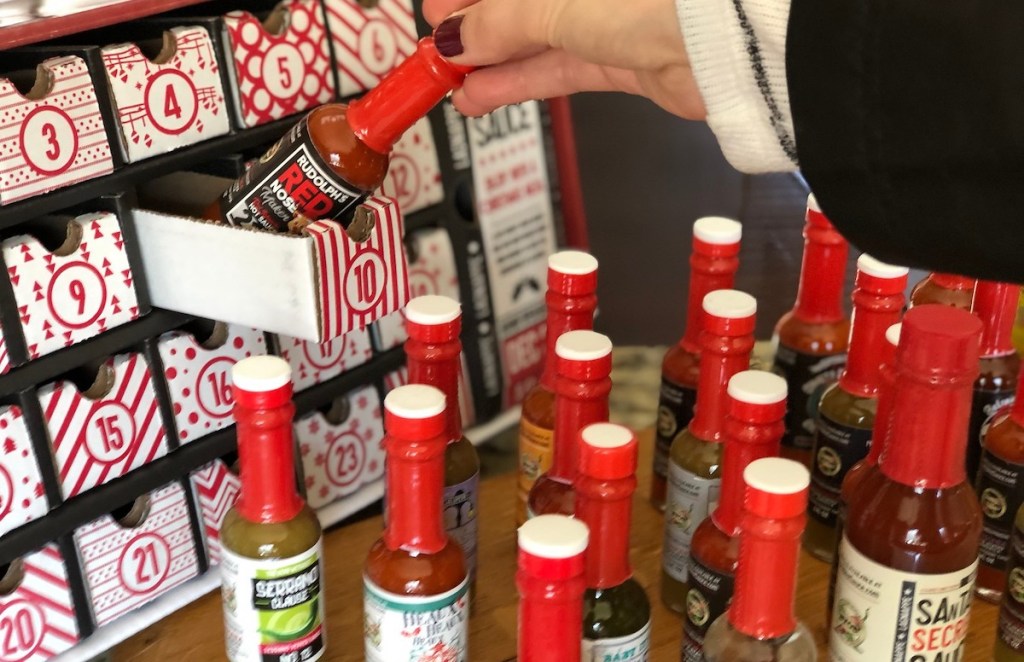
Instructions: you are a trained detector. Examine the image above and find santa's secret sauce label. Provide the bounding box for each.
[830,535,976,662]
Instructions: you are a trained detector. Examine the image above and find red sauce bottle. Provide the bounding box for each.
[909,272,976,310]
[517,251,598,526]
[830,305,983,662]
[682,369,787,661]
[651,216,742,511]
[526,330,612,519]
[363,384,469,661]
[772,194,850,467]
[517,514,589,662]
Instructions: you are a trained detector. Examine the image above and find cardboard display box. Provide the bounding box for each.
[189,458,240,567]
[0,544,81,660]
[275,327,373,392]
[323,0,418,98]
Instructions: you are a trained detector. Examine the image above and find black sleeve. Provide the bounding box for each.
[786,0,1024,283]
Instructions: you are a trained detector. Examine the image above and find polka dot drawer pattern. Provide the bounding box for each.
[0,405,49,539]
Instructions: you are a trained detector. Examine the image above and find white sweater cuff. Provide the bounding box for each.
[678,0,798,173]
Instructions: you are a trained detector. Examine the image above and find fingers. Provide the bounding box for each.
[421,0,478,27]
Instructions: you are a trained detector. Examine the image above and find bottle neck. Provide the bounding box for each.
[681,243,740,353]
[712,413,785,536]
[383,419,448,554]
[689,333,756,441]
[517,551,586,662]
[793,223,847,323]
[540,292,597,390]
[931,273,975,292]
[575,474,635,589]
[549,373,611,481]
[839,289,904,397]
[864,361,898,466]
[406,337,463,443]
[234,386,304,524]
[974,282,1018,358]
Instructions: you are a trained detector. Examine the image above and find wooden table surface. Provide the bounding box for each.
[115,430,999,661]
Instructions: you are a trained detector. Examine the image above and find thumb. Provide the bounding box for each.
[433,0,562,64]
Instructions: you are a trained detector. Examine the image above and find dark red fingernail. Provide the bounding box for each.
[435,15,465,57]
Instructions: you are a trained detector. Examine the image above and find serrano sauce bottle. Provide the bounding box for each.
[364,384,469,661]
[575,423,651,659]
[220,356,325,662]
[772,194,850,466]
[995,504,1024,660]
[830,305,983,662]
[703,458,816,662]
[909,272,976,309]
[651,216,742,511]
[681,370,787,661]
[661,289,757,614]
[803,254,908,562]
[517,515,589,662]
[526,330,612,518]
[404,295,481,588]
[210,37,471,232]
[517,251,598,526]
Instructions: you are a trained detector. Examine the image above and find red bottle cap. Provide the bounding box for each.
[578,423,637,480]
[518,514,588,579]
[383,383,447,442]
[743,457,810,519]
[727,370,788,422]
[548,251,598,296]
[896,305,981,382]
[971,280,1019,357]
[854,254,909,295]
[555,330,613,380]
[702,289,757,336]
[404,294,461,341]
[692,216,742,257]
[233,355,293,407]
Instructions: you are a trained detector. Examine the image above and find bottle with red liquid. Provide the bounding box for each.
[772,194,850,466]
[909,272,976,309]
[830,305,983,662]
[575,422,651,658]
[651,216,742,511]
[967,281,1021,485]
[364,384,469,661]
[404,295,481,587]
[681,370,787,661]
[517,514,589,662]
[661,289,757,614]
[518,251,599,526]
[703,457,815,661]
[526,330,612,519]
[210,37,471,232]
[994,504,1024,660]
[803,254,908,562]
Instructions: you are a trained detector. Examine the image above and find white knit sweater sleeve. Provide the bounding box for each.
[677,0,798,173]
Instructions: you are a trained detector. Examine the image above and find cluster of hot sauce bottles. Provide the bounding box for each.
[202,31,1024,662]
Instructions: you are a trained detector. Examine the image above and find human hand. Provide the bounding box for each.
[423,0,705,120]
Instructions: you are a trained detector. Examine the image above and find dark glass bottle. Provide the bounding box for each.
[575,422,651,659]
[994,504,1024,661]
[682,369,787,661]
[518,251,598,526]
[909,272,976,310]
[651,216,741,510]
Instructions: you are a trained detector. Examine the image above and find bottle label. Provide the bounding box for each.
[977,450,1024,571]
[221,542,325,662]
[772,343,846,450]
[517,417,554,523]
[444,472,479,581]
[681,556,734,661]
[998,524,1024,652]
[363,576,469,662]
[830,535,976,662]
[581,619,651,661]
[219,117,365,232]
[663,463,720,582]
[653,377,697,480]
[808,412,873,527]
[966,387,1015,481]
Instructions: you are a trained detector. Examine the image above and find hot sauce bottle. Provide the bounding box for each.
[575,422,651,659]
[517,514,589,662]
[830,305,983,662]
[526,330,612,519]
[966,281,1021,485]
[661,289,757,614]
[909,272,976,309]
[772,194,850,466]
[220,356,325,662]
[364,384,469,661]
[703,458,816,662]
[518,251,599,526]
[404,295,482,587]
[803,254,908,562]
[995,505,1024,660]
[210,37,471,232]
[682,370,788,661]
[651,216,742,511]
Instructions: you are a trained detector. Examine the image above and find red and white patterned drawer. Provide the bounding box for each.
[377,117,444,215]
[323,0,417,97]
[0,56,115,205]
[276,327,372,391]
[297,384,383,508]
[3,212,141,361]
[39,352,169,498]
[190,459,240,567]
[0,405,49,538]
[222,0,335,128]
[157,324,266,444]
[0,545,81,661]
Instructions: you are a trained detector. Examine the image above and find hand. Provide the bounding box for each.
[423,0,705,120]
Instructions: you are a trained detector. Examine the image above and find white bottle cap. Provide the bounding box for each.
[807,193,821,212]
[549,250,598,275]
[232,356,291,392]
[857,254,909,280]
[581,422,633,449]
[702,289,757,319]
[518,515,589,558]
[886,322,903,347]
[555,330,612,361]
[727,370,787,405]
[693,216,742,245]
[744,457,810,495]
[404,295,461,325]
[384,384,446,419]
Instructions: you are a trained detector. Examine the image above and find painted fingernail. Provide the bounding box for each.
[435,15,465,57]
